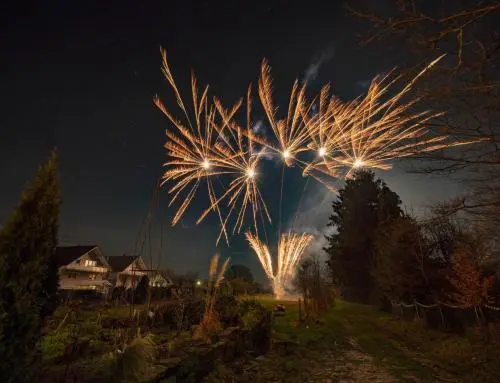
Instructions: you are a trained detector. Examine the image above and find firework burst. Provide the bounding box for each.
[303,55,473,184]
[157,50,477,254]
[246,231,313,299]
[197,86,271,243]
[258,59,315,166]
[154,48,229,238]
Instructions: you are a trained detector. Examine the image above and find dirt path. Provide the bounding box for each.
[309,337,400,383]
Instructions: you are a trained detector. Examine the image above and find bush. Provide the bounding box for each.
[239,300,272,354]
[41,329,72,362]
[183,298,204,329]
[154,298,204,331]
[215,295,240,326]
[133,276,149,304]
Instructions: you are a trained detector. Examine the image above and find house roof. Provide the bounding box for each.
[107,255,141,272]
[151,269,174,282]
[55,245,97,267]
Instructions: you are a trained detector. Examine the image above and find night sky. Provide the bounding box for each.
[0,0,464,282]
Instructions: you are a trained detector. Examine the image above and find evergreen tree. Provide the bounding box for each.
[324,170,402,303]
[0,150,60,381]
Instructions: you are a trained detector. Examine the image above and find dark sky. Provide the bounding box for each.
[0,0,464,281]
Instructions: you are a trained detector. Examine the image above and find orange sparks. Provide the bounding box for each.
[157,50,478,246]
[246,231,313,299]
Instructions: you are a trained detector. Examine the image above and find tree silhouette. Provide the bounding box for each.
[325,170,402,303]
[0,150,61,381]
[225,264,254,282]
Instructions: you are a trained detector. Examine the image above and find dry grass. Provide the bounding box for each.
[193,254,230,342]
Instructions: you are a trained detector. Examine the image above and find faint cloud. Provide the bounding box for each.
[252,120,274,161]
[356,79,371,90]
[303,46,335,84]
[252,120,265,134]
[286,184,337,260]
[256,146,274,161]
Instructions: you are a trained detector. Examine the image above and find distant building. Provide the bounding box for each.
[107,255,148,288]
[55,245,112,294]
[149,270,174,288]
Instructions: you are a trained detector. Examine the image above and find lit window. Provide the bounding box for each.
[84,259,96,267]
[88,274,96,280]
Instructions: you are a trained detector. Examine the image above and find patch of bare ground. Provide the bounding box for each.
[309,337,400,383]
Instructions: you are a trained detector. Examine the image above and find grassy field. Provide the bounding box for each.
[40,297,500,382]
[207,297,500,382]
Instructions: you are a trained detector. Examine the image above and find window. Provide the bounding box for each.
[83,259,96,267]
[88,273,96,280]
[67,271,77,279]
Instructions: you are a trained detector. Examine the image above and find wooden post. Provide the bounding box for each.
[414,301,420,320]
[474,306,481,326]
[438,305,445,328]
[298,298,302,324]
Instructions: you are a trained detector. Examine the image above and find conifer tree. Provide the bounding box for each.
[0,150,61,381]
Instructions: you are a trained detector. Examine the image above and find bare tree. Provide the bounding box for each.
[348,1,500,219]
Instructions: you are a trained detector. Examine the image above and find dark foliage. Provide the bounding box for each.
[373,215,430,304]
[225,264,254,282]
[294,256,335,322]
[0,151,61,382]
[133,276,149,304]
[215,294,240,326]
[324,170,402,303]
[239,300,272,354]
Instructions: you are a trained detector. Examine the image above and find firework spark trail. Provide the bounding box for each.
[258,59,316,166]
[197,86,272,243]
[154,48,234,242]
[303,54,475,184]
[155,49,274,244]
[245,232,274,280]
[157,50,478,248]
[246,231,313,299]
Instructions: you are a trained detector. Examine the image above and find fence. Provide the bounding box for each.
[390,300,500,333]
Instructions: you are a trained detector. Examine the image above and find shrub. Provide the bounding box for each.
[239,300,272,354]
[154,298,204,331]
[41,329,73,362]
[215,295,240,326]
[113,334,155,383]
[133,276,149,304]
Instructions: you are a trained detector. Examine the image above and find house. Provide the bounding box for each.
[149,270,174,288]
[107,255,148,289]
[55,245,112,294]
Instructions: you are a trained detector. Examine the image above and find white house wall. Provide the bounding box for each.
[59,271,108,291]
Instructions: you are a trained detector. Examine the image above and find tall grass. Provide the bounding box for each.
[194,254,230,341]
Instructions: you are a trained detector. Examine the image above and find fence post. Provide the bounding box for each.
[474,306,481,326]
[438,305,445,328]
[414,301,420,320]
